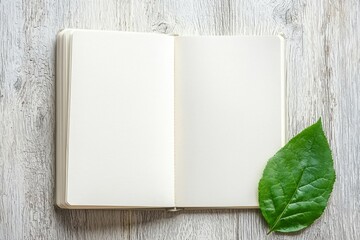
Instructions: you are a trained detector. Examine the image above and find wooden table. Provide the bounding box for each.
[1,0,359,239]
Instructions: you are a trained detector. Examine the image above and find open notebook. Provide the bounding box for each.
[56,29,286,209]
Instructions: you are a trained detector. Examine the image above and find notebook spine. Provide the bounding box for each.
[167,207,184,212]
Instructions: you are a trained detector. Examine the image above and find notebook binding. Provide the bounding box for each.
[167,207,184,212]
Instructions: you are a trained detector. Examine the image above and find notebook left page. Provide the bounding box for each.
[66,30,175,208]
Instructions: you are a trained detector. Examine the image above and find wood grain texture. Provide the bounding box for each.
[0,0,359,239]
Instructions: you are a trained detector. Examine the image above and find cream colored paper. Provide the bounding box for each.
[66,30,175,207]
[57,30,285,209]
[174,36,284,207]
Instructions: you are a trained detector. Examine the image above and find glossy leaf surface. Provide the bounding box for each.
[258,119,336,233]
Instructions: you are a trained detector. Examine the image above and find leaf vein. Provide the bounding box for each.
[268,167,307,233]
[281,211,314,221]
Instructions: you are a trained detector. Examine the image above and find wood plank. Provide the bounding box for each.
[0,0,131,239]
[130,210,238,240]
[0,0,359,239]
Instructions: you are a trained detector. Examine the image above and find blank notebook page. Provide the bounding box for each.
[67,31,175,207]
[174,36,284,207]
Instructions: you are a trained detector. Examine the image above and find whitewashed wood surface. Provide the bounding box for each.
[1,0,359,239]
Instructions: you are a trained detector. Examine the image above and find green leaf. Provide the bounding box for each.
[258,119,336,234]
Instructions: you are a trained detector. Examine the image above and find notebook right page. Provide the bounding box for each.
[174,36,285,208]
